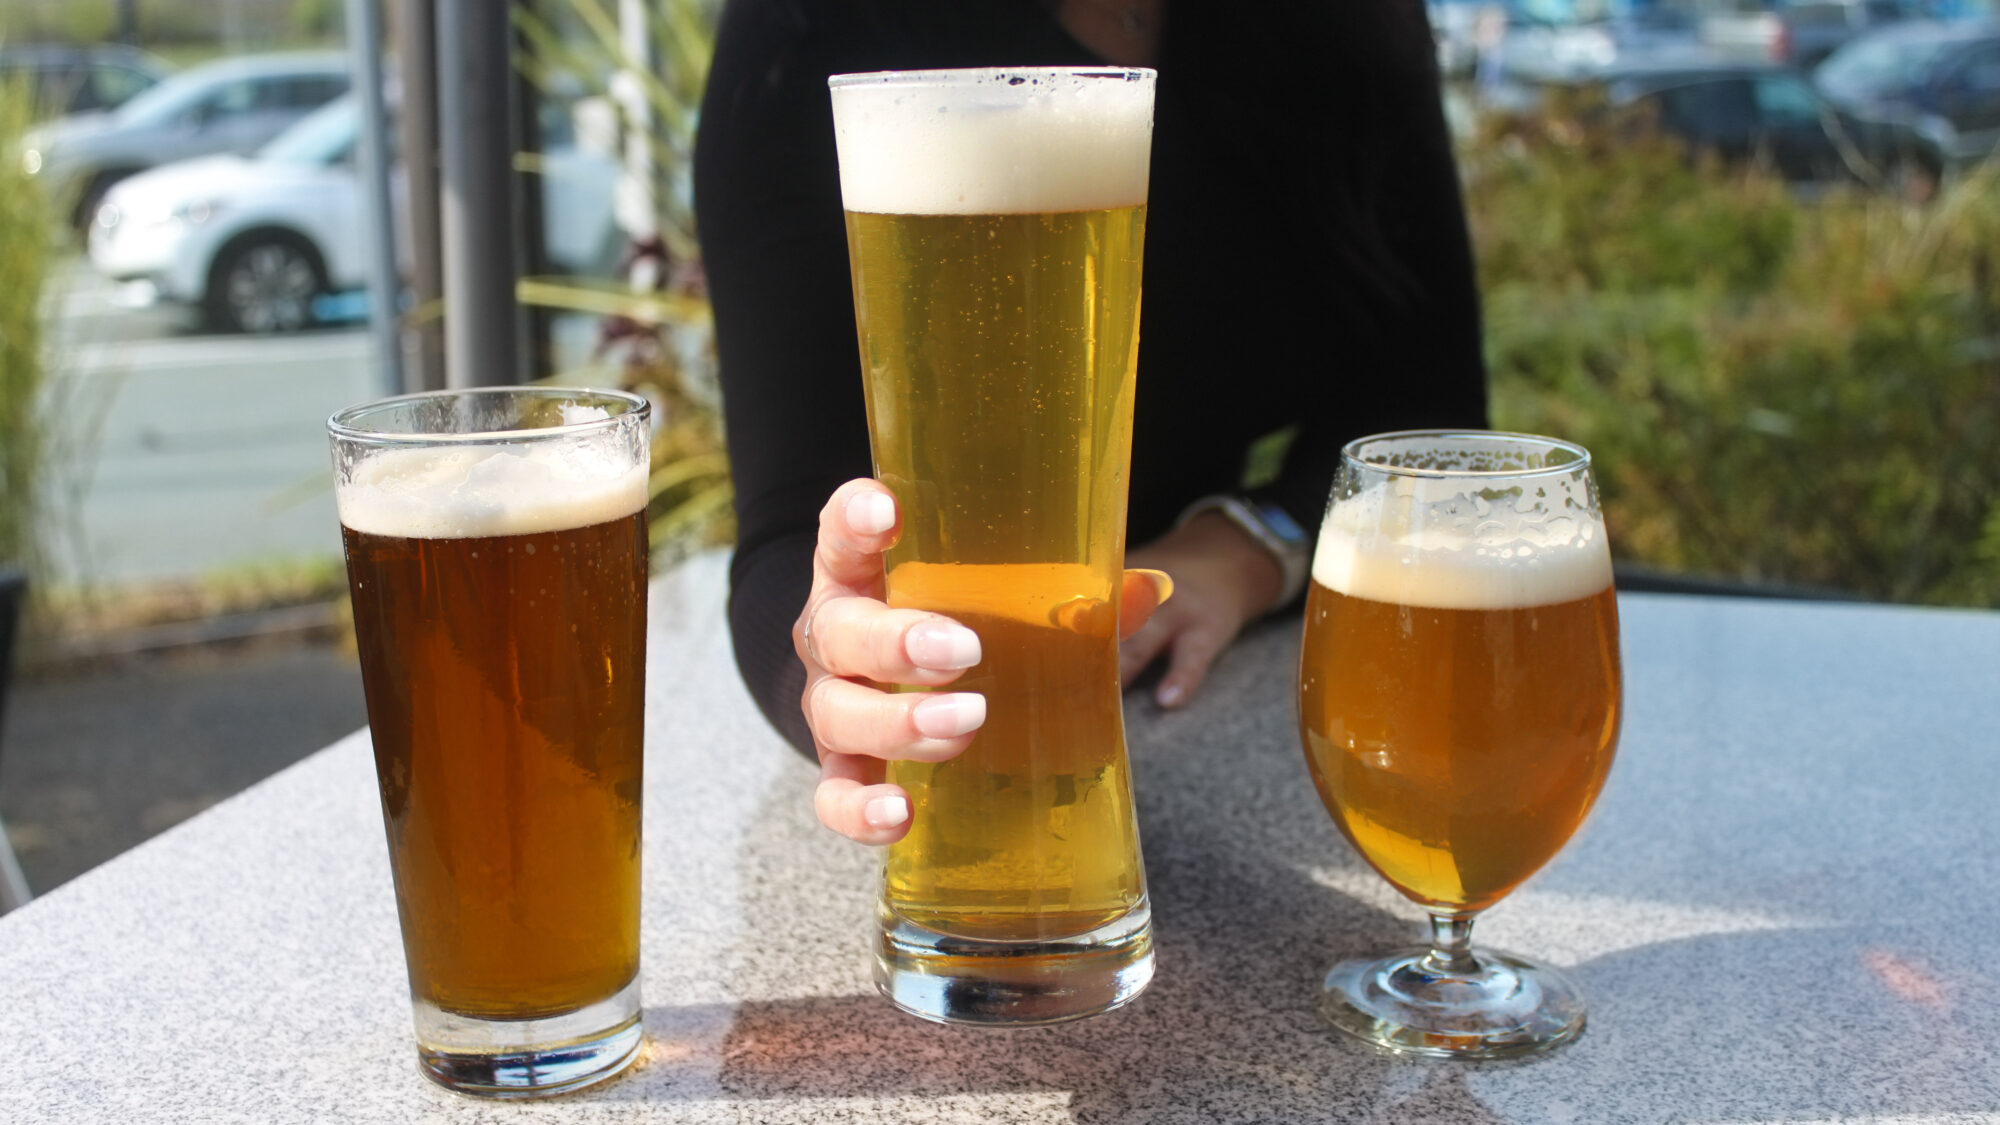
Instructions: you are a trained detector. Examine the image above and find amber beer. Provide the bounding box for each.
[1297,499,1622,914]
[831,67,1156,1021]
[329,388,649,1096]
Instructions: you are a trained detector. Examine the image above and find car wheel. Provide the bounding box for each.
[206,235,326,334]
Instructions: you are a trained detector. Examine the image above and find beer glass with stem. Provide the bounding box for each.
[1296,431,1622,1058]
[328,387,650,1095]
[828,67,1157,1025]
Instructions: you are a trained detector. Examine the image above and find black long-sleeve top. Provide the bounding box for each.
[695,0,1490,755]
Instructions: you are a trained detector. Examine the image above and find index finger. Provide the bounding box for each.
[813,478,900,599]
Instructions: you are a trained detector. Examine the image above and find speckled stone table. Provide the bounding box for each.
[5,551,1999,1124]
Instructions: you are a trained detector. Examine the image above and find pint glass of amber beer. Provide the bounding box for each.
[829,67,1156,1025]
[1298,431,1621,1058]
[328,388,649,1095]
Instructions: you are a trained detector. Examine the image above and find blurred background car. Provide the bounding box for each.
[0,43,168,122]
[88,94,620,334]
[1608,59,1917,185]
[1700,0,1918,69]
[21,51,348,228]
[1489,52,1923,192]
[1491,6,1706,83]
[1813,18,2000,180]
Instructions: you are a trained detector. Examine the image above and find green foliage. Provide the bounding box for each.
[515,0,732,570]
[0,0,326,50]
[292,0,344,41]
[514,0,716,259]
[0,78,52,573]
[1467,94,2000,605]
[0,2,115,45]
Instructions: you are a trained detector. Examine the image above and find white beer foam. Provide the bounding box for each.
[830,69,1153,216]
[336,444,647,540]
[1312,480,1613,610]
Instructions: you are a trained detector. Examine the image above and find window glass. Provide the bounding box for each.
[1658,80,1754,138]
[1754,76,1823,124]
[1952,46,2000,94]
[84,66,155,113]
[2,0,377,893]
[260,74,348,110]
[198,78,258,121]
[1818,35,1953,95]
[259,96,358,163]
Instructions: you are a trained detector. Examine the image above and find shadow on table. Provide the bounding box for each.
[613,920,2000,1124]
[618,616,2000,1122]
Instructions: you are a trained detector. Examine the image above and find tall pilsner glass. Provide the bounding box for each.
[1298,431,1622,1057]
[829,67,1157,1025]
[329,388,649,1095]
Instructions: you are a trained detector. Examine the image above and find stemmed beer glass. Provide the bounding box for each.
[1297,431,1622,1057]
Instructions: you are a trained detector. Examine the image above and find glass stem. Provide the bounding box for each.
[1420,912,1481,978]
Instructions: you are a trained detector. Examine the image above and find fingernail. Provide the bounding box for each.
[864,794,909,829]
[1156,681,1186,709]
[1132,568,1174,604]
[845,491,896,535]
[913,692,986,739]
[906,622,981,670]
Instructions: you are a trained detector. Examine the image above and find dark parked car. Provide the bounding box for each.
[0,43,167,121]
[1607,61,1912,186]
[1814,19,2000,182]
[1503,55,1923,194]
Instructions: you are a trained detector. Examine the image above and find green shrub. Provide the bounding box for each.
[1467,94,2000,606]
[0,79,52,577]
[516,0,732,571]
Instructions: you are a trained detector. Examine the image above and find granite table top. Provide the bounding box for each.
[4,550,1998,1124]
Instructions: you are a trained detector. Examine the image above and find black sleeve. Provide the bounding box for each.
[1248,0,1490,548]
[696,0,871,756]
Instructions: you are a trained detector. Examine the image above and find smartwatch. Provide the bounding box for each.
[1174,495,1313,611]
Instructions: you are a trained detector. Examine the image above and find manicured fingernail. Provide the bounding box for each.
[845,491,896,535]
[864,794,909,829]
[913,692,986,739]
[1132,568,1174,604]
[906,622,981,670]
[1156,681,1186,709]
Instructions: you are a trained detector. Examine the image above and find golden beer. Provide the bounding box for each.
[1299,431,1620,1058]
[881,562,1142,940]
[1298,582,1621,913]
[832,67,1156,1020]
[847,206,1147,942]
[330,388,650,1094]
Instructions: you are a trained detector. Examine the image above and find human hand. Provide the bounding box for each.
[1120,511,1286,710]
[799,479,1173,845]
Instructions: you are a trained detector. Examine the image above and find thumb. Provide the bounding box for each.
[1119,568,1174,641]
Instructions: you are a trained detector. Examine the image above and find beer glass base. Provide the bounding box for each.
[412,978,643,1098]
[1318,946,1585,1059]
[873,898,1154,1026]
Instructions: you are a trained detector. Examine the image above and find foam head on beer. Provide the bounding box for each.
[829,68,1153,215]
[1312,473,1613,611]
[335,442,648,541]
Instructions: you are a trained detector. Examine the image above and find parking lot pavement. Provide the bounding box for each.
[44,259,387,588]
[0,637,367,896]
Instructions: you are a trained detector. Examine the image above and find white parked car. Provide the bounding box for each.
[89,95,621,334]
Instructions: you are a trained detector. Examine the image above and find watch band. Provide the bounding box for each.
[1174,494,1312,611]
